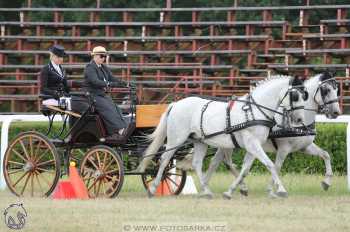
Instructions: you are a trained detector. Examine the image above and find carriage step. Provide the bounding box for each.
[50,138,65,145]
[99,137,126,145]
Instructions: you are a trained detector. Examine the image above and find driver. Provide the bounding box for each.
[83,46,128,142]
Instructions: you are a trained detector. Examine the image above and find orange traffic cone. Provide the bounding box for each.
[52,162,89,200]
[68,162,89,199]
[155,179,171,196]
[52,180,76,199]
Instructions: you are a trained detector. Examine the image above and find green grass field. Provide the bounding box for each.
[0,173,349,232]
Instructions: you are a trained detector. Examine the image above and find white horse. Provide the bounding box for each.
[137,75,308,198]
[203,72,341,198]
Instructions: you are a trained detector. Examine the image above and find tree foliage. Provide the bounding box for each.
[1,0,347,22]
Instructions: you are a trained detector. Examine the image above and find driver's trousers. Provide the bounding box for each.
[94,94,127,135]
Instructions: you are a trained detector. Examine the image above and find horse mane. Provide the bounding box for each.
[305,73,322,84]
[305,72,333,85]
[253,75,292,90]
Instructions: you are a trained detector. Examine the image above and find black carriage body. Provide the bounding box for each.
[70,113,107,144]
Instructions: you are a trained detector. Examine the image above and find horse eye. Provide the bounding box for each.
[291,92,299,102]
[303,92,309,100]
[321,86,330,95]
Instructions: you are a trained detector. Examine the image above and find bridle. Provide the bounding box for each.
[271,84,308,128]
[313,78,340,113]
[303,77,340,113]
[279,85,309,112]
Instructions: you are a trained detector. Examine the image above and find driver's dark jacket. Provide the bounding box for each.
[83,61,127,134]
[83,61,126,96]
[40,62,69,99]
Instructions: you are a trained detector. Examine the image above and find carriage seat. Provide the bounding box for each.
[39,94,57,116]
[40,94,83,118]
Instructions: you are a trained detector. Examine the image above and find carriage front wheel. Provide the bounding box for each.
[80,145,124,198]
[141,159,187,195]
[3,131,60,197]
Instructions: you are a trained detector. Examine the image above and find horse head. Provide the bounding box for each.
[279,76,308,126]
[314,71,341,118]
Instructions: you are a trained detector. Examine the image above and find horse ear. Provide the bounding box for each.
[320,69,335,81]
[327,69,336,78]
[291,75,303,87]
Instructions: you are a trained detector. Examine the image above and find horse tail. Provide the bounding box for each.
[137,104,173,172]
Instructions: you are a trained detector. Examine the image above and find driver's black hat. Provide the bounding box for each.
[49,45,67,57]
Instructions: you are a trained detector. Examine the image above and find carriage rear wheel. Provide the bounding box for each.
[80,145,124,198]
[3,131,60,197]
[141,159,187,195]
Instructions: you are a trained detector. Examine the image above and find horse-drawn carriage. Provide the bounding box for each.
[2,86,190,198]
[2,71,341,199]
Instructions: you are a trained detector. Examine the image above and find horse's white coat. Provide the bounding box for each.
[204,74,341,197]
[137,76,307,198]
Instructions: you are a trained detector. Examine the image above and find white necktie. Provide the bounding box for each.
[56,66,62,77]
[100,67,107,84]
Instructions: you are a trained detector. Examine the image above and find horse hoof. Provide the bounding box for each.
[199,193,213,199]
[147,185,156,198]
[222,192,232,200]
[239,189,248,197]
[268,192,278,199]
[321,181,330,191]
[276,191,288,198]
[147,190,154,198]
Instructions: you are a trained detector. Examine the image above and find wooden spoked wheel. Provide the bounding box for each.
[80,145,124,198]
[141,159,187,195]
[3,131,60,197]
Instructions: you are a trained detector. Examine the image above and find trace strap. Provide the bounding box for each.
[226,100,240,148]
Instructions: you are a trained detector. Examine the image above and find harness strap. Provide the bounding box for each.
[200,100,214,137]
[270,122,316,150]
[295,122,316,130]
[269,123,316,139]
[271,138,278,150]
[228,100,235,110]
[199,97,276,145]
[250,96,276,123]
[204,120,274,140]
[226,100,240,148]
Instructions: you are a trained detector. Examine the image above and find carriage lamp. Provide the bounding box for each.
[58,97,72,110]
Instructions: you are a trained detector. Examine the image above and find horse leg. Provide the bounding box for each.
[192,142,212,198]
[223,152,255,199]
[232,136,287,198]
[222,148,249,196]
[203,148,249,196]
[202,148,225,188]
[267,147,289,197]
[302,143,333,191]
[148,149,177,197]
